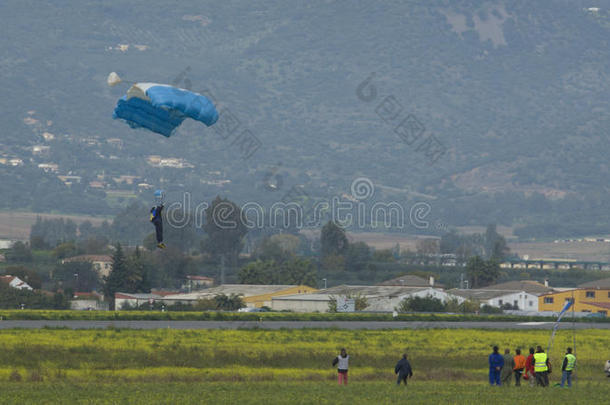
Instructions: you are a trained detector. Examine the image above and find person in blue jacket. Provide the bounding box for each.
[489,346,504,386]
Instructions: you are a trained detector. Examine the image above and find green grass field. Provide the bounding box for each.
[0,328,608,404]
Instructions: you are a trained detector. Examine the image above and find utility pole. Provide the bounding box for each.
[220,255,226,285]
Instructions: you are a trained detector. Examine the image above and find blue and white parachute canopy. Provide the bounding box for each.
[112,80,218,137]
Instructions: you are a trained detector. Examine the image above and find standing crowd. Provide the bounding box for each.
[329,345,588,388]
[489,345,576,388]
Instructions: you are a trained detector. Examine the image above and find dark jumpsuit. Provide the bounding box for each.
[150,205,164,243]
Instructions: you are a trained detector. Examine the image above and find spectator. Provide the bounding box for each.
[501,348,514,386]
[605,360,610,378]
[513,348,526,386]
[395,353,413,386]
[489,346,504,386]
[332,348,349,385]
[560,347,576,388]
[534,346,550,387]
[524,347,536,387]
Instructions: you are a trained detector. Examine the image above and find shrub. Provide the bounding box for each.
[9,370,22,382]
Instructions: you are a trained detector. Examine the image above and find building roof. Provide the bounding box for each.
[115,293,163,300]
[578,277,610,289]
[163,284,311,301]
[63,255,112,263]
[272,293,334,302]
[483,280,554,295]
[315,285,431,298]
[73,292,103,300]
[0,275,16,283]
[449,289,528,300]
[186,275,214,281]
[378,274,444,288]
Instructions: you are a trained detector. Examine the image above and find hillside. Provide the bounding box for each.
[1,0,609,237]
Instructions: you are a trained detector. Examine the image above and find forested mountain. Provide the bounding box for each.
[1,1,609,237]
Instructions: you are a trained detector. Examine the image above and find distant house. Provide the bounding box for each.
[88,181,106,189]
[70,291,108,310]
[483,280,554,296]
[32,145,50,155]
[38,163,59,173]
[113,175,139,185]
[449,289,539,312]
[0,275,33,291]
[0,239,16,249]
[57,175,82,186]
[183,275,214,291]
[62,255,113,278]
[538,288,610,315]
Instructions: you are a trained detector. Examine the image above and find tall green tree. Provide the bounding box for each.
[201,196,248,265]
[320,221,348,258]
[466,256,500,288]
[484,224,510,261]
[103,243,128,307]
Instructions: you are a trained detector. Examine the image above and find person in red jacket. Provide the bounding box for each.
[524,347,536,386]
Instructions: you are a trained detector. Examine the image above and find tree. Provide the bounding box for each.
[111,201,150,245]
[254,234,300,263]
[396,295,445,312]
[124,247,150,293]
[345,241,371,272]
[238,258,317,287]
[371,249,396,263]
[214,293,245,310]
[53,261,100,292]
[238,260,276,284]
[53,242,78,259]
[484,224,510,261]
[416,239,439,256]
[466,256,500,288]
[320,221,348,258]
[103,243,128,306]
[201,196,248,265]
[4,266,42,289]
[0,281,68,309]
[6,242,32,262]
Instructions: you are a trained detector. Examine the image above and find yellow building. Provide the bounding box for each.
[538,288,610,315]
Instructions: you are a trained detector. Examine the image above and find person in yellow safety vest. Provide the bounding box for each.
[534,346,550,387]
[560,347,576,388]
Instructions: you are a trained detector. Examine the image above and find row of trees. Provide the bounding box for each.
[395,295,501,314]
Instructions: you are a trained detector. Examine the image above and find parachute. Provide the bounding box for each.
[110,73,218,137]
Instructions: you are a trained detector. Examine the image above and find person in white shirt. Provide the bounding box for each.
[332,348,349,385]
[604,360,610,377]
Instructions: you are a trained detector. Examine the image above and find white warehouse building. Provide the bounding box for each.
[449,289,539,312]
[271,285,464,313]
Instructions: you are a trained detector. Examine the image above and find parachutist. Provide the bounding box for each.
[150,203,165,249]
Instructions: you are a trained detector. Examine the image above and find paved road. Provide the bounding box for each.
[1,320,609,330]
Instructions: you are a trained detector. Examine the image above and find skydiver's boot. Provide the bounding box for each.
[157,242,166,249]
